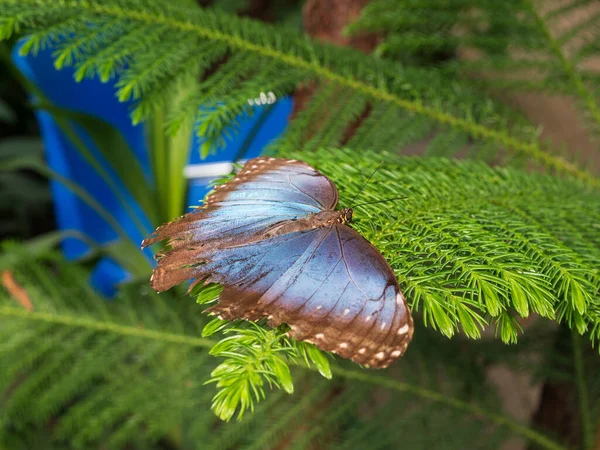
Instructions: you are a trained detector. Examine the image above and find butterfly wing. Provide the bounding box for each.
[142,157,338,291]
[154,222,412,368]
[144,156,413,367]
[291,224,413,368]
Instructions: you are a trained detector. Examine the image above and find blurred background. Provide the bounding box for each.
[0,1,599,449]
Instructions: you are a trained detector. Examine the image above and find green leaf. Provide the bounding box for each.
[271,356,294,394]
[481,281,503,317]
[0,137,44,159]
[508,276,529,318]
[570,282,587,316]
[195,282,222,305]
[0,98,16,123]
[102,239,152,278]
[0,17,16,40]
[202,317,230,337]
[496,312,521,345]
[455,299,486,340]
[304,344,332,379]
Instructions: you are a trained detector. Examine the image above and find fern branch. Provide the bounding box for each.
[1,0,596,185]
[348,0,600,168]
[522,0,600,139]
[0,305,213,348]
[6,145,597,448]
[0,304,565,450]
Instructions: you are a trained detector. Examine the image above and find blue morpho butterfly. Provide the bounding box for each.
[142,157,414,368]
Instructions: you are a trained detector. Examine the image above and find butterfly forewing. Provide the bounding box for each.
[142,157,338,291]
[143,157,413,368]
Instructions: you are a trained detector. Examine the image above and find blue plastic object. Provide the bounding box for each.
[12,43,293,296]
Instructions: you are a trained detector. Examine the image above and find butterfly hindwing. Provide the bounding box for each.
[162,223,412,368]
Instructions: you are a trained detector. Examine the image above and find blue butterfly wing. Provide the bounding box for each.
[144,157,413,367]
[202,224,412,367]
[171,224,412,368]
[143,157,338,290]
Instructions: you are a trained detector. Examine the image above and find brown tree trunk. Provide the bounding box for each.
[527,325,588,450]
[302,0,379,51]
[529,382,581,450]
[292,0,379,125]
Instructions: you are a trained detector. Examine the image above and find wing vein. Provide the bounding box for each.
[336,227,369,301]
[289,177,327,210]
[264,227,333,307]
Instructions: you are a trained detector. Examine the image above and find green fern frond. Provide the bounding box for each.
[79,23,170,82]
[0,0,595,184]
[271,148,599,346]
[0,253,573,450]
[192,61,304,157]
[201,317,333,422]
[1,1,600,447]
[172,147,600,435]
[349,0,600,145]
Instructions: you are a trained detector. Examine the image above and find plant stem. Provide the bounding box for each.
[148,113,169,223]
[572,331,593,450]
[166,84,194,220]
[0,305,214,348]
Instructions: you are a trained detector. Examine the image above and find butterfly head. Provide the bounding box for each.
[339,208,353,224]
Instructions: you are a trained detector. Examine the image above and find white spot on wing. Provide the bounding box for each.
[358,348,366,354]
[380,322,386,330]
[343,308,350,316]
[391,350,402,357]
[397,324,410,335]
[375,352,385,360]
[315,333,324,339]
[396,292,404,305]
[339,342,348,349]
[316,305,322,310]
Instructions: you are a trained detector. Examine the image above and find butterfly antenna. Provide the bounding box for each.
[352,197,409,209]
[349,161,384,208]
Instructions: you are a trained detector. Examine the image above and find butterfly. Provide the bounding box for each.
[142,157,413,368]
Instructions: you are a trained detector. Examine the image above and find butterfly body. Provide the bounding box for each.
[264,208,352,238]
[143,157,413,368]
